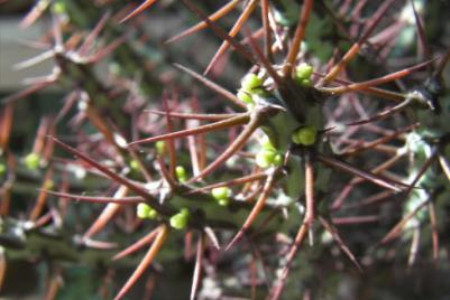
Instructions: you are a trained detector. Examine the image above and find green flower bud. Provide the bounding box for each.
[273,153,283,166]
[130,160,140,171]
[300,78,312,87]
[211,187,231,201]
[176,166,187,183]
[0,163,6,176]
[237,90,254,105]
[241,74,263,92]
[137,203,150,219]
[44,180,54,190]
[155,141,166,155]
[256,148,277,168]
[217,198,230,206]
[52,1,67,14]
[295,63,313,80]
[292,125,317,146]
[170,208,190,230]
[260,135,276,150]
[24,153,41,170]
[137,203,158,219]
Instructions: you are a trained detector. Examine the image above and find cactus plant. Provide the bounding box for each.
[0,0,449,299]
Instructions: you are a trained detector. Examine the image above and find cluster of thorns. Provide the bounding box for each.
[0,0,449,299]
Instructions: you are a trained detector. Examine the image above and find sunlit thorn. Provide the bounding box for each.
[190,234,205,300]
[113,227,160,261]
[203,226,220,250]
[438,155,450,182]
[51,137,171,215]
[316,153,405,192]
[2,78,57,105]
[166,0,240,44]
[410,0,430,62]
[128,113,250,147]
[83,186,129,240]
[320,59,434,95]
[14,50,54,70]
[203,0,258,76]
[187,112,262,183]
[319,217,363,272]
[173,63,247,108]
[225,169,277,251]
[120,0,158,23]
[319,0,398,85]
[179,0,257,65]
[41,189,143,205]
[282,0,314,77]
[78,11,112,56]
[427,201,439,261]
[113,224,169,300]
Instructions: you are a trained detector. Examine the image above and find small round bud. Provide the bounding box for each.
[137,203,151,219]
[237,90,254,105]
[260,135,276,150]
[24,153,41,170]
[295,63,313,80]
[273,153,283,167]
[170,208,190,230]
[0,163,6,176]
[300,78,312,87]
[155,141,166,155]
[52,1,67,14]
[130,160,140,171]
[137,203,158,219]
[44,180,54,190]
[176,166,187,183]
[218,198,230,206]
[256,148,277,168]
[241,74,263,92]
[292,125,317,146]
[211,187,231,201]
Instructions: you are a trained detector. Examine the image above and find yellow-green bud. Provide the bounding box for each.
[211,187,231,201]
[44,180,54,190]
[175,166,187,183]
[241,74,263,92]
[130,160,140,171]
[217,198,230,206]
[155,141,166,155]
[52,2,67,14]
[170,208,190,230]
[0,163,5,176]
[237,90,254,105]
[24,153,41,170]
[256,148,277,168]
[137,203,157,219]
[292,125,317,146]
[295,63,313,80]
[260,135,276,150]
[273,153,283,167]
[300,78,312,87]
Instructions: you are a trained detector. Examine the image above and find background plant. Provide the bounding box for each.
[0,0,449,299]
